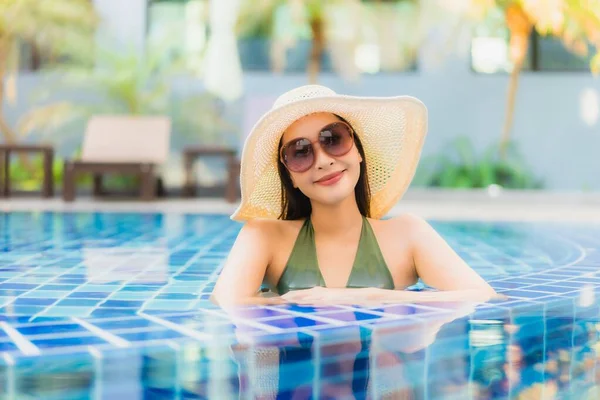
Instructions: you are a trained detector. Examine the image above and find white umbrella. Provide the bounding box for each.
[203,0,243,101]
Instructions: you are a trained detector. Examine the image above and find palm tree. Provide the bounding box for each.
[466,1,600,158]
[0,0,97,144]
[237,0,351,83]
[17,45,233,147]
[304,0,327,84]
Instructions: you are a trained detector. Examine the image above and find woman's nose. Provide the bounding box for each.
[313,144,335,169]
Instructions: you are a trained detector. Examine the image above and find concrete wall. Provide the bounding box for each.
[92,0,148,55]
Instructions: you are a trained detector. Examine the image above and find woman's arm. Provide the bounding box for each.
[281,286,500,305]
[402,213,496,295]
[211,220,286,307]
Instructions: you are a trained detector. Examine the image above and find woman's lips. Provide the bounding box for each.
[315,170,345,186]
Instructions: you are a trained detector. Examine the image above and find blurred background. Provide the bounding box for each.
[1,0,600,197]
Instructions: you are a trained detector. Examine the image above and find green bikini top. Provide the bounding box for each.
[274,216,395,295]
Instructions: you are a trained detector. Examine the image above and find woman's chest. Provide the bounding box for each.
[265,223,417,290]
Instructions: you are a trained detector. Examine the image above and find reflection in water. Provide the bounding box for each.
[83,247,169,285]
[139,300,600,399]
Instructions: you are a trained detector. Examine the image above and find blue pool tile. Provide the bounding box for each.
[0,283,38,290]
[171,275,205,282]
[501,290,554,299]
[548,281,588,288]
[120,286,161,292]
[32,335,111,349]
[52,278,87,284]
[90,318,153,331]
[259,317,330,329]
[526,285,579,293]
[17,323,87,337]
[89,308,137,318]
[224,307,291,319]
[0,305,47,315]
[116,330,176,342]
[0,342,19,352]
[20,290,71,299]
[38,284,78,291]
[163,283,202,291]
[108,291,155,300]
[0,296,15,305]
[500,277,552,285]
[490,282,524,289]
[76,285,121,292]
[569,277,600,284]
[101,300,144,308]
[372,304,449,317]
[268,304,344,313]
[142,300,195,310]
[155,293,197,300]
[4,277,49,284]
[122,329,190,341]
[40,307,94,317]
[0,289,25,297]
[13,297,57,306]
[55,299,100,307]
[315,311,388,322]
[67,292,109,299]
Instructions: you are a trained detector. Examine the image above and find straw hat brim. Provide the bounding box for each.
[231,94,428,221]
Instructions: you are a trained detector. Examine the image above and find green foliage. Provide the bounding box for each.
[6,156,63,191]
[5,154,94,190]
[8,155,144,192]
[417,136,543,189]
[236,1,281,38]
[236,0,342,39]
[18,44,234,146]
[0,0,98,64]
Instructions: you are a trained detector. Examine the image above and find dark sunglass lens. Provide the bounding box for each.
[320,123,352,156]
[284,138,314,172]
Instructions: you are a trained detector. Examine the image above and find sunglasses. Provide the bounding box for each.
[279,121,355,173]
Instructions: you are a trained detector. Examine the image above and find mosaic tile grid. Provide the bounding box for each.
[0,212,599,398]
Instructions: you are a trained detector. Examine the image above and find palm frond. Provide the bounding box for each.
[16,101,89,138]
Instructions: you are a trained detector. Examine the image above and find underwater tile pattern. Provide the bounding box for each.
[0,212,599,398]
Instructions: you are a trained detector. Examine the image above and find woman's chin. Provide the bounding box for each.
[310,189,356,208]
[301,176,358,206]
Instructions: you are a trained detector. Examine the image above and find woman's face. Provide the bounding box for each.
[280,112,363,207]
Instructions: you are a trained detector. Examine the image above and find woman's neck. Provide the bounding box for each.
[309,196,364,237]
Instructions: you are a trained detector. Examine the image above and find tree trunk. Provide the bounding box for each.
[0,37,34,171]
[0,39,17,143]
[500,54,525,159]
[307,16,324,84]
[500,5,532,159]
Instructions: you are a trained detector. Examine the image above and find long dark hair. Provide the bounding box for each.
[277,114,371,220]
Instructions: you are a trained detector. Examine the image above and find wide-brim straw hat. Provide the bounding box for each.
[231,85,428,221]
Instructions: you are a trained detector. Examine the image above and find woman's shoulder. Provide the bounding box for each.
[367,213,429,237]
[242,218,306,240]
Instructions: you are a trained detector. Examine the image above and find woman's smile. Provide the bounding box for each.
[314,170,346,186]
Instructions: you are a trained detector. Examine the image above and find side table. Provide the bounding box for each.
[182,147,239,203]
[0,144,54,198]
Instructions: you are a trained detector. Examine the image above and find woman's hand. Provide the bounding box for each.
[281,287,386,306]
[280,286,506,306]
[278,286,383,305]
[211,292,290,310]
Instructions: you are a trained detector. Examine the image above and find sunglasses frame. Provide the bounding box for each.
[279,121,355,173]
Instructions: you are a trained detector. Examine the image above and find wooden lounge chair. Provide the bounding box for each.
[62,115,171,201]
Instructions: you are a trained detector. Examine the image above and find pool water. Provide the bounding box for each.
[0,212,599,399]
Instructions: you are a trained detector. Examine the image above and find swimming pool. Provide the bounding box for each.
[0,212,598,399]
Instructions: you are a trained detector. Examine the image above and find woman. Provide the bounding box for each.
[212,85,496,307]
